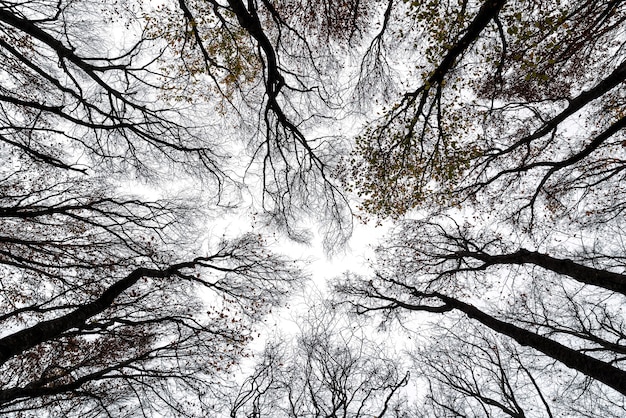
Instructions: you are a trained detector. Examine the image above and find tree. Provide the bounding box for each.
[413,323,554,418]
[339,0,626,414]
[0,0,320,415]
[410,321,626,418]
[146,0,360,248]
[1,0,355,247]
[351,0,626,221]
[229,301,410,418]
[6,0,626,415]
[337,218,626,415]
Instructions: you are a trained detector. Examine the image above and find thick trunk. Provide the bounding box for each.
[0,261,196,365]
[459,249,626,295]
[423,293,626,395]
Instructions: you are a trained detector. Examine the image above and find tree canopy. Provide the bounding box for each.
[2,0,626,416]
[338,0,626,416]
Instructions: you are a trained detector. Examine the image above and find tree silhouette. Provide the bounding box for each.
[0,1,313,415]
[340,0,626,414]
[229,302,409,418]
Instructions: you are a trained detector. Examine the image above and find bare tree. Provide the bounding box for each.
[0,0,228,181]
[1,0,358,247]
[0,150,304,415]
[8,0,626,415]
[150,0,372,248]
[0,1,317,415]
[229,301,410,418]
[336,217,626,415]
[414,322,563,418]
[335,0,626,414]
